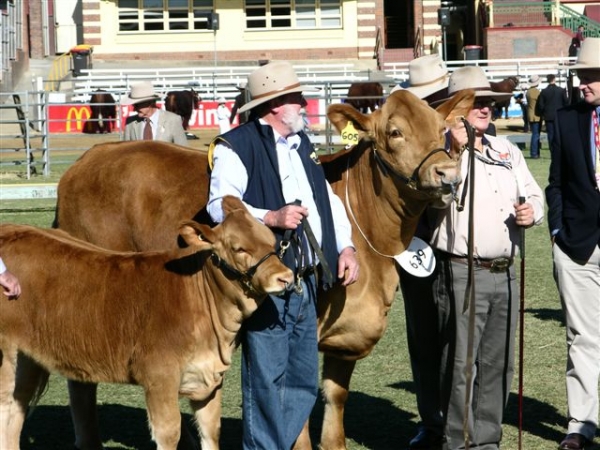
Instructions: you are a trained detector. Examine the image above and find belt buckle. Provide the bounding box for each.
[489,257,510,273]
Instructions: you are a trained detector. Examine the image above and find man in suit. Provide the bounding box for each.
[526,74,542,158]
[537,74,568,148]
[122,81,187,146]
[546,37,600,450]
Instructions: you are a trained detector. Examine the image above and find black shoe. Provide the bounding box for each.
[409,429,444,449]
[559,433,588,450]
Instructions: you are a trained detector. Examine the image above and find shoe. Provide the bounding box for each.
[559,433,588,450]
[530,155,540,159]
[409,429,444,449]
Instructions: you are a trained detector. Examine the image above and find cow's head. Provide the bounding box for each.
[327,89,475,206]
[179,196,294,298]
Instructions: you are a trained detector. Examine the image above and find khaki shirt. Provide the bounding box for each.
[431,134,544,259]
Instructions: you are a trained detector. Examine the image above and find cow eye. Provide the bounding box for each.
[389,129,402,138]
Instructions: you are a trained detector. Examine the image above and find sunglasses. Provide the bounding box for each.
[473,99,496,109]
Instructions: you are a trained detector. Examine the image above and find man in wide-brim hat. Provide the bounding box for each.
[547,36,600,450]
[391,53,450,105]
[207,61,359,450]
[121,81,187,145]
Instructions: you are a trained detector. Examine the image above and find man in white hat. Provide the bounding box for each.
[207,61,359,449]
[121,81,187,146]
[427,66,544,449]
[215,96,231,134]
[546,37,600,450]
[526,74,542,158]
[395,53,450,450]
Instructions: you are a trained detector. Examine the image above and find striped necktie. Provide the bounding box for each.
[143,118,153,140]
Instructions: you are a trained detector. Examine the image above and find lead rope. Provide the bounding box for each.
[461,117,477,450]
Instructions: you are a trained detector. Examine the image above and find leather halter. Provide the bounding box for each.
[372,146,451,190]
[210,251,279,293]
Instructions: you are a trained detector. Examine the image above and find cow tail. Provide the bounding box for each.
[16,354,51,414]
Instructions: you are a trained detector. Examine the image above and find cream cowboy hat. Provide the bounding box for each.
[121,81,160,105]
[571,37,600,70]
[238,61,317,114]
[390,54,450,99]
[528,74,540,87]
[447,66,513,101]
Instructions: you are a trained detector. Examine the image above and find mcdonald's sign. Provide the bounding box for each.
[66,106,91,132]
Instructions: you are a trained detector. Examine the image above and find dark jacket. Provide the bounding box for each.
[219,119,339,288]
[545,102,600,262]
[536,84,568,121]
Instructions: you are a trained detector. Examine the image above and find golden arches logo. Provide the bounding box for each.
[66,107,91,132]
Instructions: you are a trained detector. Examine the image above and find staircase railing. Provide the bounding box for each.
[374,26,382,71]
[414,26,422,59]
[558,3,600,38]
[45,52,71,91]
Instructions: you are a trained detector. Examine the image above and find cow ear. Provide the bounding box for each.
[221,195,247,217]
[179,221,215,249]
[327,104,371,136]
[436,89,475,124]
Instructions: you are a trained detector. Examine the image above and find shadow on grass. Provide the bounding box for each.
[528,307,565,326]
[20,404,241,450]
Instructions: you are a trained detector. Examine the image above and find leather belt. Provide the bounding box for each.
[441,252,513,273]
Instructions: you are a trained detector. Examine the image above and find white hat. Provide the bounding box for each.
[528,75,540,87]
[217,96,226,103]
[121,81,160,105]
[447,66,513,102]
[571,37,600,70]
[238,61,317,113]
[391,54,450,99]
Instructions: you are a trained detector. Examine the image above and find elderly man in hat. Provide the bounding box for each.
[546,37,600,450]
[207,61,359,449]
[121,81,187,146]
[427,66,544,450]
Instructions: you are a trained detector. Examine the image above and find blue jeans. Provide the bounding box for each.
[241,275,318,450]
[529,121,541,158]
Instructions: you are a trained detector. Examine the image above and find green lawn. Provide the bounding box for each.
[1,147,598,449]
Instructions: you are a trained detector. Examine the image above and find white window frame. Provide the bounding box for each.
[117,0,214,33]
[245,0,341,30]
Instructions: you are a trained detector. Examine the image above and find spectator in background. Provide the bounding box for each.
[546,37,600,450]
[0,256,21,299]
[216,97,231,134]
[527,74,542,158]
[575,24,585,54]
[515,92,529,132]
[121,81,187,146]
[537,74,568,149]
[230,81,251,125]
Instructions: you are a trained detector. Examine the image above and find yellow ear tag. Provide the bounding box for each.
[341,121,360,146]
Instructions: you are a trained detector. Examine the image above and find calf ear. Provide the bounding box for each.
[221,195,247,217]
[179,221,215,249]
[436,89,475,124]
[327,104,372,135]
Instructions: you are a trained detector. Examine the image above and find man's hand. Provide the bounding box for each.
[264,204,308,229]
[337,247,359,286]
[0,270,21,299]
[514,202,535,227]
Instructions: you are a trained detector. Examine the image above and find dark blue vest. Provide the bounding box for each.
[217,119,338,289]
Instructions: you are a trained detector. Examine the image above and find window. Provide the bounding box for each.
[118,0,214,32]
[245,0,341,29]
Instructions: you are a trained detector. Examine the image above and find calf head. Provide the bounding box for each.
[178,196,294,299]
[328,89,475,207]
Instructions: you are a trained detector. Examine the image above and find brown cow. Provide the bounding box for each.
[164,89,201,131]
[345,82,385,113]
[83,90,117,134]
[0,197,294,450]
[54,89,474,449]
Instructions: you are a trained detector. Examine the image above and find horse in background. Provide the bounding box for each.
[83,90,117,134]
[345,82,384,113]
[490,76,519,120]
[164,89,201,131]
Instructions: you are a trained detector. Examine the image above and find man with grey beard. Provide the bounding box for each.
[207,61,359,450]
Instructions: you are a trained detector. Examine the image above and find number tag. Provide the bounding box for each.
[394,237,436,278]
[341,121,360,146]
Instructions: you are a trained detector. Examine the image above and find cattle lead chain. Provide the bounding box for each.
[210,251,278,294]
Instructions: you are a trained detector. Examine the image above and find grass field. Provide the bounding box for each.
[1,138,599,450]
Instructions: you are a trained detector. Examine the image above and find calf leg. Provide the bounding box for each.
[292,421,312,450]
[190,386,222,450]
[320,356,356,450]
[68,380,103,450]
[145,383,182,450]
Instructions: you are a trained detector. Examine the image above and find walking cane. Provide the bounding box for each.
[517,177,527,450]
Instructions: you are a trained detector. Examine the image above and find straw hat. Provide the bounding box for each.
[447,66,512,101]
[238,61,317,113]
[217,96,226,104]
[121,81,160,105]
[390,54,450,99]
[528,74,540,87]
[571,37,600,70]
